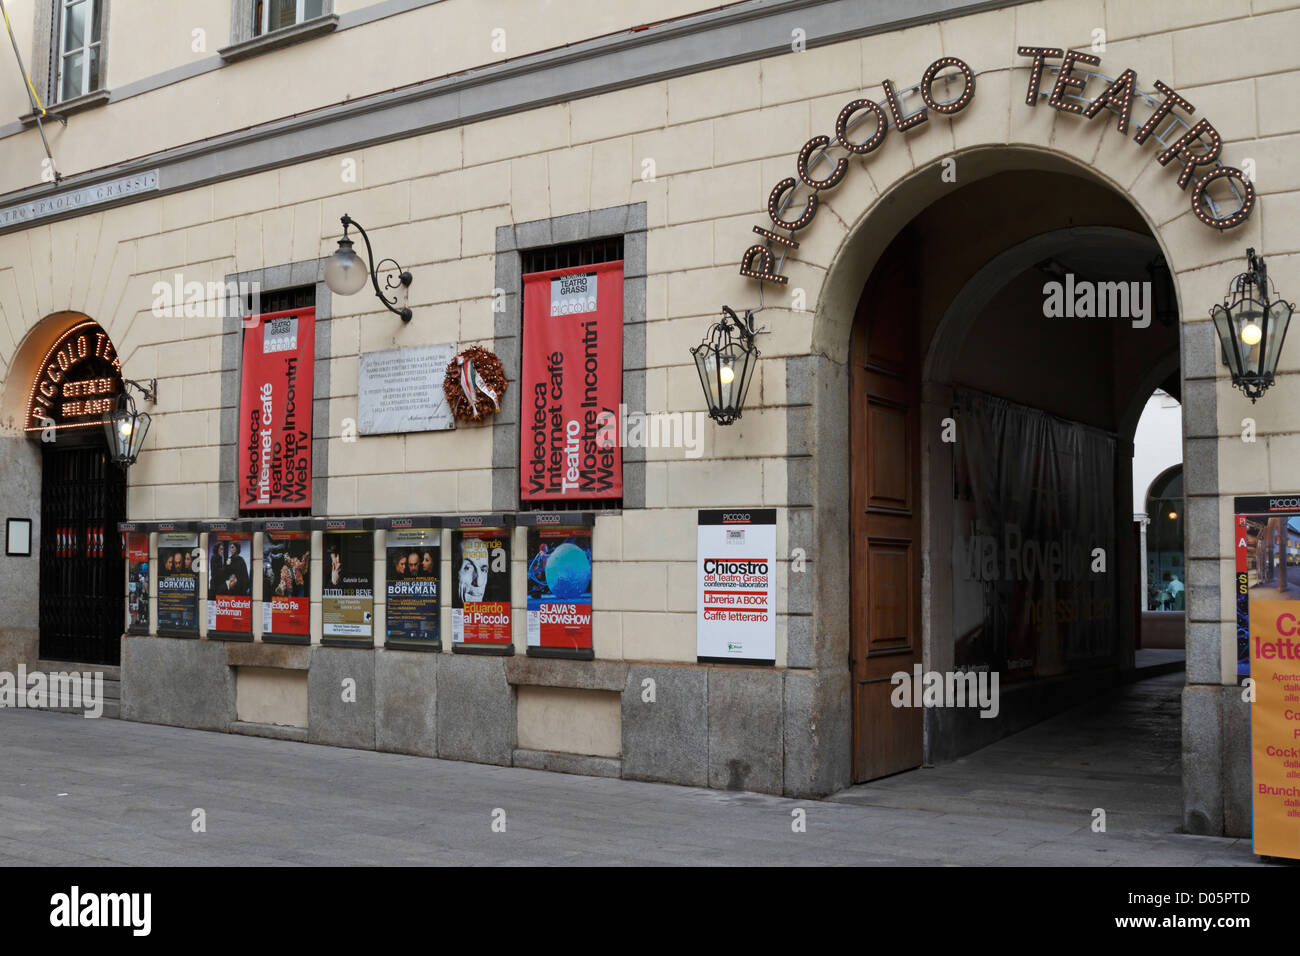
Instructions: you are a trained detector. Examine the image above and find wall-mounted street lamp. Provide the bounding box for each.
[323,214,414,322]
[1211,248,1295,402]
[691,306,760,425]
[102,378,156,468]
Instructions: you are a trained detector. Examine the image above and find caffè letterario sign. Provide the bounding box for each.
[740,46,1257,285]
[25,321,122,432]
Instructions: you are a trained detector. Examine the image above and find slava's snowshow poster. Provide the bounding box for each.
[1234,496,1300,861]
[526,521,594,658]
[697,509,776,665]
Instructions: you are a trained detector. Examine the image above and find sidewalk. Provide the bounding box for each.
[0,700,1264,866]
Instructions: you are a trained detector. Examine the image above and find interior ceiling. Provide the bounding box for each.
[1036,231,1162,282]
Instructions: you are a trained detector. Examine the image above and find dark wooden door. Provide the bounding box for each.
[39,441,125,665]
[850,248,923,782]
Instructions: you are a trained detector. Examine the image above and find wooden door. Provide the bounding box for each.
[850,248,923,782]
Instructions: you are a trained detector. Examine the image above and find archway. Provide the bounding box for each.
[832,158,1186,782]
[3,313,127,666]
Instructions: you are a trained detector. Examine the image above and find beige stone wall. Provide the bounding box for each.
[0,0,725,189]
[0,0,1297,676]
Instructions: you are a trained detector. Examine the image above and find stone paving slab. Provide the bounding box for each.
[0,700,1271,866]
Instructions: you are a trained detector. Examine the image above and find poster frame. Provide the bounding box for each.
[118,521,150,636]
[450,513,515,657]
[259,518,313,645]
[203,520,255,642]
[519,511,595,661]
[154,521,200,639]
[377,515,445,653]
[696,508,777,666]
[1233,494,1300,861]
[316,517,375,648]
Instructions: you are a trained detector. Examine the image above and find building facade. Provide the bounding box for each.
[0,0,1294,837]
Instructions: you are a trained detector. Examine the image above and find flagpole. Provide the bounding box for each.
[0,0,60,180]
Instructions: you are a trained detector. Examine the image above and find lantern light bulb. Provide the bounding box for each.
[119,420,132,436]
[720,365,735,385]
[1240,322,1262,346]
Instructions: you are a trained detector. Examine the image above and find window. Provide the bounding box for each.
[253,0,325,37]
[55,0,103,102]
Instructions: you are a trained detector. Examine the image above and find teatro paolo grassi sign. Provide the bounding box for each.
[739,45,1257,286]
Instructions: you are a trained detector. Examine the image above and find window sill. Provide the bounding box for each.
[217,14,340,63]
[19,88,110,127]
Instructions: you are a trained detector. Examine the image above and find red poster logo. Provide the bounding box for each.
[462,601,511,644]
[520,261,623,501]
[209,533,253,635]
[238,308,314,510]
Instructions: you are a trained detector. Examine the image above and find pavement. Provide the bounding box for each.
[0,669,1269,866]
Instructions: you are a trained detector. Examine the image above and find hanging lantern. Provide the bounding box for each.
[690,307,760,425]
[101,380,154,467]
[1210,248,1294,402]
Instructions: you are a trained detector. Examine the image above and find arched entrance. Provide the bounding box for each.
[13,316,127,666]
[844,163,1184,781]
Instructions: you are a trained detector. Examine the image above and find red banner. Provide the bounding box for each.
[520,261,623,501]
[238,308,314,510]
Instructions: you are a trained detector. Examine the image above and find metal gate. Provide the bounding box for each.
[38,442,126,665]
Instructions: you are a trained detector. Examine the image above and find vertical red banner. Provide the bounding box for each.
[520,261,623,501]
[237,307,315,510]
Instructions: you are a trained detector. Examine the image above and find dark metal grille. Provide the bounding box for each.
[39,442,126,665]
[520,238,625,513]
[249,284,315,315]
[239,285,315,517]
[521,237,623,275]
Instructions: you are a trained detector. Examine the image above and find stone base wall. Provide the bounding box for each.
[119,636,850,797]
[1182,683,1252,838]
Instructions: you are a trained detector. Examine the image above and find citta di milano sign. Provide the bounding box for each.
[739,46,1257,286]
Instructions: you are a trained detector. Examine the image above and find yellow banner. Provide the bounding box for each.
[1248,598,1300,858]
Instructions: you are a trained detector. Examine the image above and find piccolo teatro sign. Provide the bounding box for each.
[739,46,1257,285]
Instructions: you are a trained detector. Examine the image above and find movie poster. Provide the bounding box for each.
[519,261,623,502]
[525,517,594,658]
[237,307,314,511]
[207,531,253,638]
[157,531,199,636]
[322,529,374,642]
[123,529,149,635]
[385,526,441,648]
[451,519,512,650]
[1234,496,1300,860]
[696,510,776,665]
[262,528,310,641]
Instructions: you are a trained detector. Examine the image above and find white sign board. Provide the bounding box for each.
[357,343,456,434]
[697,509,777,664]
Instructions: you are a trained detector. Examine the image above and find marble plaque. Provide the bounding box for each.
[358,343,456,434]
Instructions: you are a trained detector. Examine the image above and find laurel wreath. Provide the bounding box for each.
[444,346,507,423]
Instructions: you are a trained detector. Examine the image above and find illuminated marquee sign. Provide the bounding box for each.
[740,47,1256,285]
[25,320,122,432]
